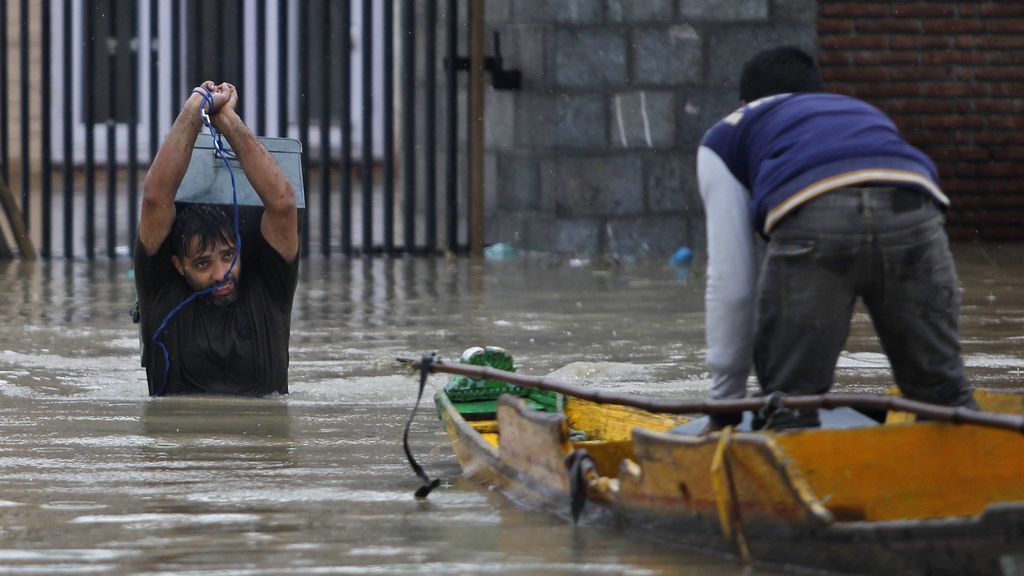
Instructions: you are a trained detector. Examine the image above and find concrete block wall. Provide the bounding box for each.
[481,0,818,258]
[818,1,1024,241]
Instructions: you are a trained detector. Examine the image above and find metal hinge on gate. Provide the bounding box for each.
[448,32,522,91]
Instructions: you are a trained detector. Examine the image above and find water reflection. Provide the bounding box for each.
[141,396,294,444]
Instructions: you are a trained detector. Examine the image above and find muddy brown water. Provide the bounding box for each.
[0,244,1022,575]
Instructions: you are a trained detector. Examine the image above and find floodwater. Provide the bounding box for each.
[0,243,1022,575]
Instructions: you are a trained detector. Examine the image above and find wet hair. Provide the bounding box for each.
[739,46,824,103]
[170,203,235,258]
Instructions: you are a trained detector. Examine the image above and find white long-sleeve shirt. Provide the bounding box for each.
[696,146,762,400]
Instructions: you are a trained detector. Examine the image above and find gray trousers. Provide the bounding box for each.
[754,186,976,428]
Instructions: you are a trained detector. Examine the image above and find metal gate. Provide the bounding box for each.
[0,0,477,259]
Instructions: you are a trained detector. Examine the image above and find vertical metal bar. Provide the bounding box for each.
[128,0,139,255]
[468,0,484,258]
[382,0,394,253]
[298,0,309,253]
[106,5,118,258]
[62,0,73,258]
[0,0,8,184]
[216,0,225,79]
[444,0,457,253]
[172,1,181,100]
[236,0,244,96]
[85,2,96,259]
[41,0,52,258]
[339,0,352,255]
[188,0,199,86]
[361,0,373,253]
[424,0,436,253]
[318,0,330,255]
[277,0,287,137]
[400,0,415,254]
[149,0,159,159]
[256,0,266,133]
[19,0,30,230]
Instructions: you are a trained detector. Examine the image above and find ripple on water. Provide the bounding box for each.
[965,353,1024,369]
[40,501,107,511]
[68,513,262,526]
[184,487,429,506]
[837,351,890,369]
[0,549,131,562]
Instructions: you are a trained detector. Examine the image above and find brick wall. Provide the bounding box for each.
[818,1,1024,240]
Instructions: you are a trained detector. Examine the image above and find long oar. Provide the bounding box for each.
[397,355,1024,434]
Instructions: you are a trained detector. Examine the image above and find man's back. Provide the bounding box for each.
[701,92,946,233]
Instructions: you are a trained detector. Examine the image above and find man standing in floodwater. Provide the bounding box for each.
[697,47,976,430]
[135,81,299,396]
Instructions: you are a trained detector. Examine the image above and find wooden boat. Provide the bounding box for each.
[410,357,1024,576]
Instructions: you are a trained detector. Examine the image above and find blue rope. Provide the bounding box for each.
[152,86,243,396]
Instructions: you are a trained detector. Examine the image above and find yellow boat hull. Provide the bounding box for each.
[435,389,1024,575]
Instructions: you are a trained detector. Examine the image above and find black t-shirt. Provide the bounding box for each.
[135,228,299,396]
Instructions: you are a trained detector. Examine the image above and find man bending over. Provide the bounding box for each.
[697,47,976,430]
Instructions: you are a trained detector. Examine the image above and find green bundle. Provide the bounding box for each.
[445,347,561,414]
[445,346,525,401]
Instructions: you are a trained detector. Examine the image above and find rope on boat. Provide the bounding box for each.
[401,352,442,499]
[710,427,752,565]
[565,449,597,524]
[396,355,1024,434]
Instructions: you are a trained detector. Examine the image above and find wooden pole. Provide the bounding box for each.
[396,355,1024,434]
[0,175,36,259]
[468,0,485,257]
[0,209,12,258]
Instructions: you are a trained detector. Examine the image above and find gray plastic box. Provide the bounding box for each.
[176,133,305,208]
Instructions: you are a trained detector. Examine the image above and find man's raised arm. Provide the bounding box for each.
[139,81,225,256]
[211,83,299,263]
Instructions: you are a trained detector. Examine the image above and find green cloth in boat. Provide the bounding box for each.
[446,346,525,400]
[445,347,561,412]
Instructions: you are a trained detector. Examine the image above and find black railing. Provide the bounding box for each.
[1,0,475,260]
[19,0,30,231]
